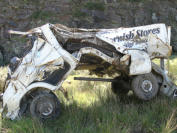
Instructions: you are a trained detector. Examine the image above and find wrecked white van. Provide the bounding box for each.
[1,23,177,120]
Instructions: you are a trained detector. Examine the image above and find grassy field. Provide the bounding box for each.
[0,56,177,133]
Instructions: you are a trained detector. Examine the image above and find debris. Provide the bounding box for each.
[1,23,176,120]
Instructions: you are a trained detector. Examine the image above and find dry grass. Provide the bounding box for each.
[162,110,177,133]
[0,56,177,133]
[0,67,7,92]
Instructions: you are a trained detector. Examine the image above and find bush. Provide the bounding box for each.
[72,8,88,18]
[31,11,54,20]
[84,1,105,11]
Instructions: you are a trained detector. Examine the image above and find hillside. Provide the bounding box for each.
[0,0,177,64]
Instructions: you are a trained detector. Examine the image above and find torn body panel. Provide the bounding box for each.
[152,63,177,98]
[129,50,151,75]
[3,24,78,119]
[1,23,177,120]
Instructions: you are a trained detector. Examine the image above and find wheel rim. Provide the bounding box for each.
[174,90,177,97]
[141,80,153,93]
[37,101,54,116]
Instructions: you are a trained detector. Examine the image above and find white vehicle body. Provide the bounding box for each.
[1,23,177,120]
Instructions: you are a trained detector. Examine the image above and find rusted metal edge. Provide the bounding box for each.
[74,77,117,82]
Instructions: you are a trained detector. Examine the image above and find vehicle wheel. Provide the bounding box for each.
[30,92,60,120]
[111,77,130,96]
[131,73,159,100]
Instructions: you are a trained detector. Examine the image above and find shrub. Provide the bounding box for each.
[84,1,105,11]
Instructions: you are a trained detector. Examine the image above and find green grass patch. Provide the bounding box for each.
[1,91,177,133]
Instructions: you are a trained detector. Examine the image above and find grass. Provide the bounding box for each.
[0,56,177,133]
[0,67,7,92]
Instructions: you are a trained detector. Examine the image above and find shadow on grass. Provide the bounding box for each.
[1,91,177,133]
[169,53,177,60]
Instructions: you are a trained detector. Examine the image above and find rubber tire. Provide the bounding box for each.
[111,77,130,96]
[30,92,60,120]
[131,73,159,101]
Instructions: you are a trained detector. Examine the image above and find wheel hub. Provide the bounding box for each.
[141,80,153,92]
[37,102,54,116]
[174,90,177,98]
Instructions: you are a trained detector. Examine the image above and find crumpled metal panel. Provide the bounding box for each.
[53,23,172,75]
[152,63,177,98]
[128,50,151,75]
[95,24,171,75]
[96,24,171,56]
[147,34,172,58]
[2,37,64,119]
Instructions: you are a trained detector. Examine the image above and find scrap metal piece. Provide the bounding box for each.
[2,23,176,120]
[128,50,151,75]
[120,54,130,66]
[74,77,117,82]
[147,34,172,59]
[152,63,177,97]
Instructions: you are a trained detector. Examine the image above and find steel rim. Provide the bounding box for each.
[37,102,54,116]
[174,90,177,97]
[141,80,153,93]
